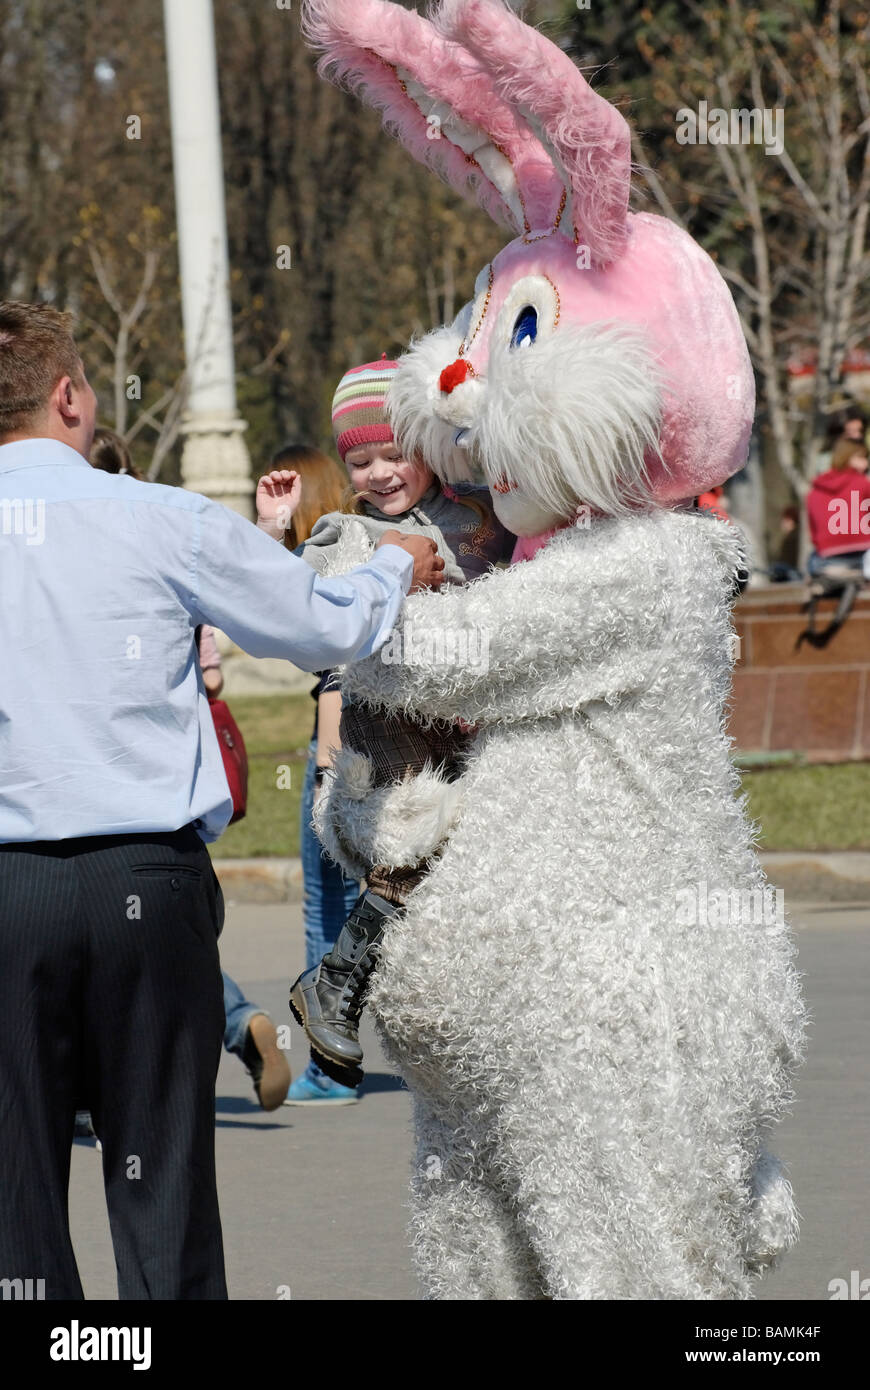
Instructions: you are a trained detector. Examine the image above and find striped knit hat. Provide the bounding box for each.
[331,356,399,462]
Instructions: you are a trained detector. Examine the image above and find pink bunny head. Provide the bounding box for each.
[303,0,754,536]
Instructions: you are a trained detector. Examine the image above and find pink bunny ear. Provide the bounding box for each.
[437,0,631,265]
[301,0,565,236]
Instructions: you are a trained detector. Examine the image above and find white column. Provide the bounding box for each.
[163,0,253,517]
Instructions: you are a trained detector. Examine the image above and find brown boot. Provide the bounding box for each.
[242,1013,291,1111]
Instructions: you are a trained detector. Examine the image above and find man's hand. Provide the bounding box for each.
[378,530,445,592]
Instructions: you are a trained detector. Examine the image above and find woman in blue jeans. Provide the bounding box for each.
[284,696,361,1104]
[263,443,363,1104]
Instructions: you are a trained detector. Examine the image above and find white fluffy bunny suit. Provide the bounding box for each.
[303,0,806,1300]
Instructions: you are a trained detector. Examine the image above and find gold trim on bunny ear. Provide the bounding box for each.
[383,57,528,233]
[387,53,536,237]
[521,188,569,245]
[554,187,568,233]
[381,56,578,246]
[459,265,495,357]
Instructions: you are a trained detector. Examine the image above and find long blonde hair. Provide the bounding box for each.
[271,444,349,547]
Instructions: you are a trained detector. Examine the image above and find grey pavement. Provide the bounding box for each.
[67,899,869,1301]
[212,851,870,906]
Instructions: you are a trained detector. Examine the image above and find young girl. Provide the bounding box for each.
[256,358,514,1083]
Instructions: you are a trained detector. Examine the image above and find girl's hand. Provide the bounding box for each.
[256,470,302,529]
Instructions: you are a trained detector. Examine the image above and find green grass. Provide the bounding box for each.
[210,693,313,859]
[212,696,870,856]
[741,762,870,852]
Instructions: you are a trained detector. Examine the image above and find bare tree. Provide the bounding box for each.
[85,241,159,436]
[631,0,870,514]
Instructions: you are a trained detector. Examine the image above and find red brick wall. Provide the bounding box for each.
[730,586,870,760]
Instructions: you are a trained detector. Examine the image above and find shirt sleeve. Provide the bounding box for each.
[182,496,412,672]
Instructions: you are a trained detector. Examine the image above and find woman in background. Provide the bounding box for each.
[89,426,145,479]
[274,445,363,1106]
[197,626,291,1111]
[807,438,870,575]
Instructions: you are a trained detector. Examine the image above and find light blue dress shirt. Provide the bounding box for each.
[0,438,413,843]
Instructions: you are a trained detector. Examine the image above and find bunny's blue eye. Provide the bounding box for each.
[510,306,538,349]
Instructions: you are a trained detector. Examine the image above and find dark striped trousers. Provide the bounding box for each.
[0,824,227,1299]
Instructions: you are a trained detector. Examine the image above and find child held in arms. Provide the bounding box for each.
[255,358,515,1084]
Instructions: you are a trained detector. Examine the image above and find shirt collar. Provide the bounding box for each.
[0,438,91,473]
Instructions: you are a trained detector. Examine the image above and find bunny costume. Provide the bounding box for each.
[303,0,806,1300]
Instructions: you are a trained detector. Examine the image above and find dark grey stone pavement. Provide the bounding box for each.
[67,900,869,1301]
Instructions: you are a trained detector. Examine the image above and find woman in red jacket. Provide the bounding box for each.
[806,439,870,576]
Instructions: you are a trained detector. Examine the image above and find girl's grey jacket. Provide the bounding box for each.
[294,482,514,585]
[297,480,513,883]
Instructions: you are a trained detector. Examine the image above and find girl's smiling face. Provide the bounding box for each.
[344,442,435,516]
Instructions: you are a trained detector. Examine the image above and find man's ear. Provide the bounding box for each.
[55,375,78,423]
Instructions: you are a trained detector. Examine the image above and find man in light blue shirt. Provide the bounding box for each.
[0,301,444,1300]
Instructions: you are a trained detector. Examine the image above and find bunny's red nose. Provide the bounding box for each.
[439,358,471,395]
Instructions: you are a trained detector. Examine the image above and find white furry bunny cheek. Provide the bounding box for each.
[490,487,565,539]
[476,323,664,519]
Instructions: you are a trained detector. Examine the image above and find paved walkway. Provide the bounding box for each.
[68,901,869,1301]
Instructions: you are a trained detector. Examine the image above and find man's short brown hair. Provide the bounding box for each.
[0,301,84,438]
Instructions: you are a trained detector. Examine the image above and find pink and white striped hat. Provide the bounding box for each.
[331,356,399,461]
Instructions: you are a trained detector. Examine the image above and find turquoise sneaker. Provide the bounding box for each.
[283,1061,360,1106]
